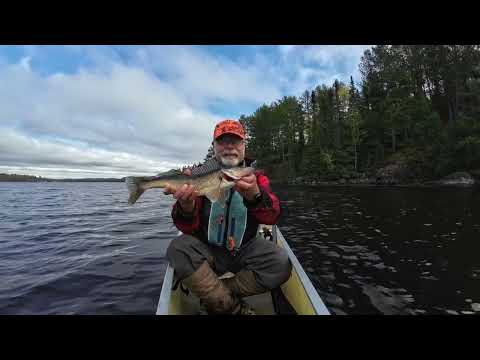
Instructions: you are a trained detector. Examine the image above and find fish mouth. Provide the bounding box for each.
[220,169,240,182]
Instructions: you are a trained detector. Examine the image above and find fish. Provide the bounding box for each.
[125,166,254,207]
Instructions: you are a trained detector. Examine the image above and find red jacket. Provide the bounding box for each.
[171,170,281,246]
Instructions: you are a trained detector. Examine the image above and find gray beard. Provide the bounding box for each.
[219,156,243,168]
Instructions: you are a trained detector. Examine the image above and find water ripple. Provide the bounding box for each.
[0,182,176,314]
[276,184,480,315]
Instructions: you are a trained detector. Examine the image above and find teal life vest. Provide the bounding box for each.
[207,189,248,253]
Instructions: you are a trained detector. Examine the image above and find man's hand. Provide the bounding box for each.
[164,169,198,213]
[234,172,260,201]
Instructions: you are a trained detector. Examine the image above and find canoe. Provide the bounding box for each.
[156,225,330,315]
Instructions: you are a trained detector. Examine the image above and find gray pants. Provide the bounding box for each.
[166,234,292,290]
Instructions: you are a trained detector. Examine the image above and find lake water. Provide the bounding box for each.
[275,185,480,315]
[1,182,479,315]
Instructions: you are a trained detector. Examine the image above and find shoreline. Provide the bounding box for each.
[271,179,479,189]
[271,170,478,189]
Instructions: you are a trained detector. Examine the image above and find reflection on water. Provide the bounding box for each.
[275,185,480,315]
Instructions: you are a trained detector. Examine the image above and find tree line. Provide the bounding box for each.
[211,45,480,182]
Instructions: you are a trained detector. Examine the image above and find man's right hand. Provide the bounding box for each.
[164,169,198,213]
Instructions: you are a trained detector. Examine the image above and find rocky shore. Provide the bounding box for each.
[285,166,478,187]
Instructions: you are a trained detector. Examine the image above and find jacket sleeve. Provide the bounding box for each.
[245,172,281,225]
[171,197,203,234]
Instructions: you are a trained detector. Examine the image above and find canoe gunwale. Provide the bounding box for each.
[275,226,330,315]
[156,264,174,315]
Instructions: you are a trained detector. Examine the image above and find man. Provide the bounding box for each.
[165,119,292,315]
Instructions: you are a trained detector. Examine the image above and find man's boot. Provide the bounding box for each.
[182,261,242,314]
[222,270,268,298]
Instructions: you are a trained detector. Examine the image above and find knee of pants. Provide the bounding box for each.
[256,248,292,290]
[166,234,209,279]
[273,249,292,287]
[166,234,197,262]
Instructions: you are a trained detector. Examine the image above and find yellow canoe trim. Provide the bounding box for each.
[277,239,317,315]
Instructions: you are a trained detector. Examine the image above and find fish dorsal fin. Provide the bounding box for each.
[154,169,183,179]
[190,158,222,176]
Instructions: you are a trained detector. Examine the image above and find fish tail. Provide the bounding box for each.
[125,177,145,205]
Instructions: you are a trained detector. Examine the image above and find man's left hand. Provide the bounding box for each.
[234,173,260,201]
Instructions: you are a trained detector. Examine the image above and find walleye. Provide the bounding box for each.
[125,166,254,207]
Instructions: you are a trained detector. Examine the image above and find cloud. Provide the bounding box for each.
[276,45,371,94]
[302,45,369,67]
[19,56,32,70]
[279,45,370,67]
[278,45,296,55]
[0,45,373,178]
[0,129,179,178]
[0,46,289,178]
[126,46,282,107]
[0,59,219,175]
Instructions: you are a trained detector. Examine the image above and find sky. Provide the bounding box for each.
[0,45,371,179]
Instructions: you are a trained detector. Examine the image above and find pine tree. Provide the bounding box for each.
[203,143,214,163]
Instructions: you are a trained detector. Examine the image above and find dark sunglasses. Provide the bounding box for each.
[215,136,245,146]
